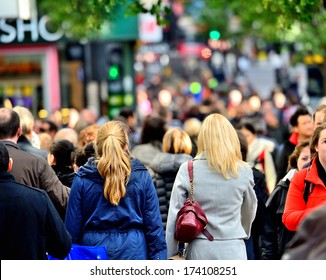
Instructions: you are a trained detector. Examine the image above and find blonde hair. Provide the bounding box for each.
[78,124,99,147]
[13,106,34,135]
[162,127,192,154]
[197,113,244,179]
[183,118,202,137]
[95,121,131,205]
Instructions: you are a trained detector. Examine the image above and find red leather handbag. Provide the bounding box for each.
[174,160,214,243]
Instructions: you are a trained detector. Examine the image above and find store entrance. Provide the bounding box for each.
[0,44,61,116]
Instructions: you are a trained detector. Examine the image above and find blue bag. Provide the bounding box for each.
[48,244,109,260]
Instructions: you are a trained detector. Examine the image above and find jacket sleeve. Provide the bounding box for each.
[142,171,167,260]
[240,170,258,238]
[282,171,313,231]
[260,187,282,259]
[44,191,72,259]
[165,163,188,258]
[64,177,84,243]
[38,157,70,219]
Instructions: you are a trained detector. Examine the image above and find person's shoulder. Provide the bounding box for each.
[131,158,149,172]
[12,180,48,198]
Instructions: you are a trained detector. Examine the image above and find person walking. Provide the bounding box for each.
[48,139,76,188]
[65,120,167,260]
[166,113,257,260]
[13,106,48,159]
[0,108,70,219]
[261,140,311,259]
[0,142,71,260]
[283,123,326,231]
[276,106,313,182]
[150,127,193,230]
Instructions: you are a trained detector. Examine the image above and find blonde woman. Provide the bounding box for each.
[65,121,167,259]
[166,113,257,259]
[150,127,193,229]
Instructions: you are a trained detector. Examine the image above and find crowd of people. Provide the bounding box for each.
[1,90,326,260]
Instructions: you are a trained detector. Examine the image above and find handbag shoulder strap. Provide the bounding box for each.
[187,160,214,241]
[188,160,195,202]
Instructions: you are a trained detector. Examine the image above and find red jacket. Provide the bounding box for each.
[282,157,326,231]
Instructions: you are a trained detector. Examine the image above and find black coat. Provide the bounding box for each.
[0,171,72,260]
[276,140,296,182]
[260,178,295,259]
[150,153,192,230]
[245,168,269,259]
[2,141,70,220]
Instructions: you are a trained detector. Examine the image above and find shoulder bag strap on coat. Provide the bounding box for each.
[187,160,214,241]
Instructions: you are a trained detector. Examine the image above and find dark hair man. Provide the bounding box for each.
[0,107,70,219]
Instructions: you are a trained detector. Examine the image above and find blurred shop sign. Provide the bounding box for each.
[139,43,169,54]
[139,14,162,43]
[177,42,207,57]
[0,15,64,44]
[0,0,37,20]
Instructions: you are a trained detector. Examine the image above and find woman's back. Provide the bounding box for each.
[65,120,167,260]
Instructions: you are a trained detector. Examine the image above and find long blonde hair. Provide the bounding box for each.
[95,121,131,205]
[197,113,244,179]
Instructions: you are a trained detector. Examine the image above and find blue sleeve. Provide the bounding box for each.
[142,171,167,260]
[65,177,84,243]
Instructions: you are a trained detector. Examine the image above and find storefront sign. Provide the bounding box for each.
[0,15,64,43]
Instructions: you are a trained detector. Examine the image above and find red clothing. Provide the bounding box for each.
[282,157,326,231]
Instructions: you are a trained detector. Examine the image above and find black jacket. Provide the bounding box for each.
[1,141,70,220]
[260,178,295,259]
[245,168,269,259]
[52,166,75,188]
[149,152,192,230]
[0,171,71,260]
[276,140,296,182]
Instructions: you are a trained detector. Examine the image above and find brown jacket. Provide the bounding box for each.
[2,141,70,219]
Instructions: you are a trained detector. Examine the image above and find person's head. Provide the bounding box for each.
[0,142,12,172]
[162,127,192,155]
[0,108,21,142]
[288,140,311,171]
[54,127,79,147]
[238,122,257,145]
[118,107,137,130]
[95,121,131,205]
[290,106,313,140]
[37,132,53,152]
[313,104,326,130]
[78,124,99,147]
[39,119,58,139]
[197,113,243,179]
[183,118,202,138]
[140,115,167,145]
[13,106,34,139]
[73,142,95,171]
[48,139,75,167]
[310,123,326,165]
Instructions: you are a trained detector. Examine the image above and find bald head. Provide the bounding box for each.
[0,108,20,141]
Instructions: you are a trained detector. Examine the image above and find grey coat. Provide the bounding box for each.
[166,155,258,259]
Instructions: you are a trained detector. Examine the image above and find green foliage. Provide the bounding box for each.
[37,0,170,39]
[200,0,326,52]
